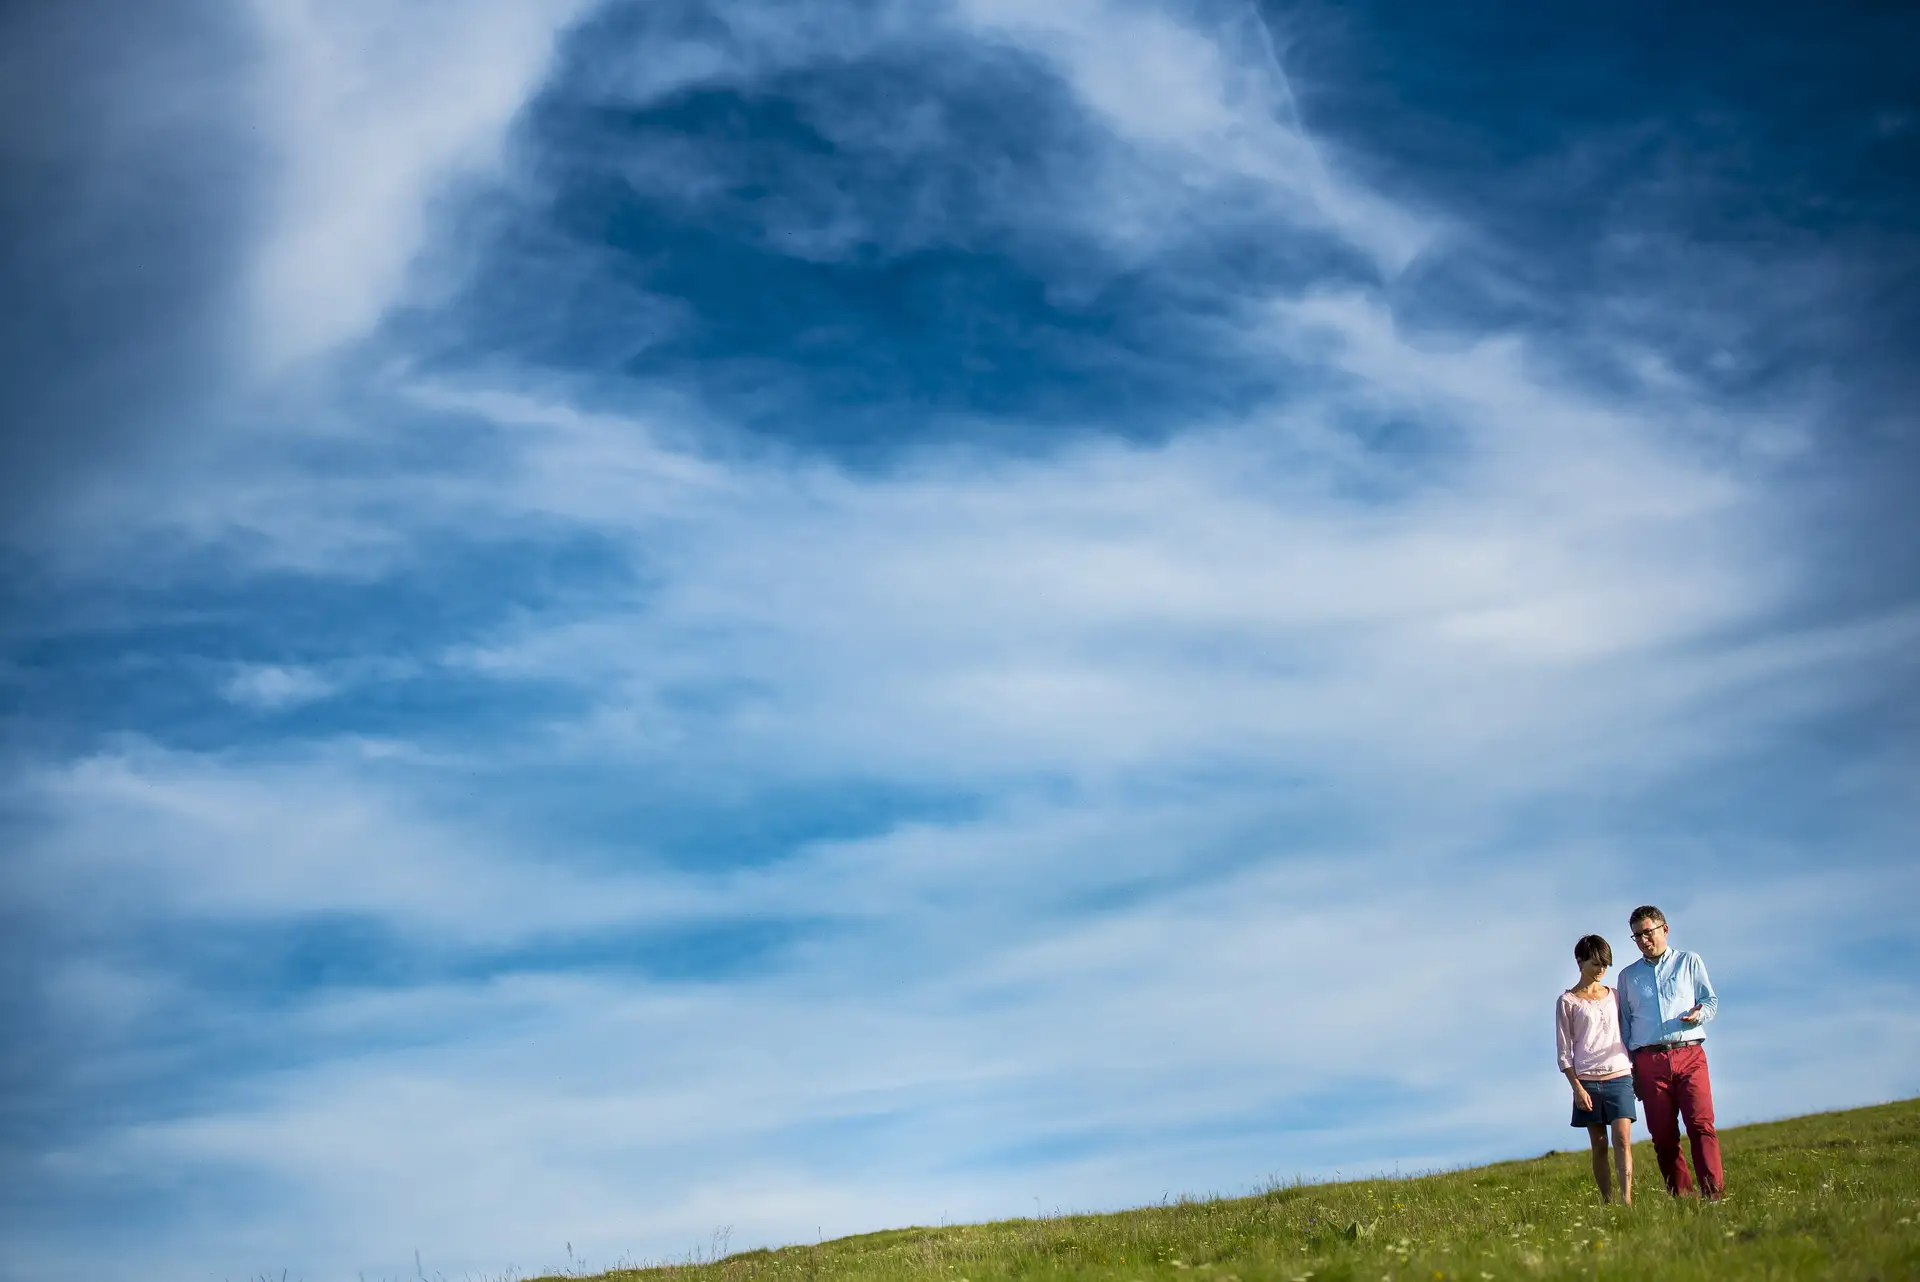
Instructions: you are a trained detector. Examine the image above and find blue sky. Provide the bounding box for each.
[2,1,1917,1279]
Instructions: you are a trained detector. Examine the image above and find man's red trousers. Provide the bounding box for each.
[1631,1043,1724,1198]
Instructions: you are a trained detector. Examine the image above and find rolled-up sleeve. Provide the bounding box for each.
[1689,954,1719,1024]
[1555,997,1574,1071]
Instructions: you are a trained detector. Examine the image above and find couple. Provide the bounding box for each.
[1553,905,1724,1205]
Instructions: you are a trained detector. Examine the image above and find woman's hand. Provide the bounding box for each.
[1573,1083,1593,1112]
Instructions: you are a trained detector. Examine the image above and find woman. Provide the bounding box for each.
[1556,934,1635,1204]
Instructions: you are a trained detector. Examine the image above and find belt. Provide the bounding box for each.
[1632,1041,1704,1055]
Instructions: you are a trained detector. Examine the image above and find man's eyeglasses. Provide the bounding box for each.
[1631,925,1665,940]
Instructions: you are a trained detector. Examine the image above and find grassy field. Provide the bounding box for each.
[537,1099,1920,1282]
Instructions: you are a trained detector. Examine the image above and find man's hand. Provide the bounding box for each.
[1572,1083,1593,1112]
[1680,1004,1705,1024]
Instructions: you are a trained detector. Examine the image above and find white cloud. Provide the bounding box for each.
[244,0,592,367]
[412,335,1866,803]
[220,662,335,710]
[6,746,721,936]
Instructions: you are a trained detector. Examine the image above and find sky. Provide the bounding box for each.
[2,1,1917,1279]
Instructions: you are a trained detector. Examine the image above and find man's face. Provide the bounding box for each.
[1631,917,1668,960]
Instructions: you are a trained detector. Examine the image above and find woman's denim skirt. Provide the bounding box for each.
[1571,1074,1637,1127]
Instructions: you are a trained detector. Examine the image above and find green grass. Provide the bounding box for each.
[537,1099,1920,1282]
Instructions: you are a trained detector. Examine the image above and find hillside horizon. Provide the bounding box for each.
[530,1098,1920,1282]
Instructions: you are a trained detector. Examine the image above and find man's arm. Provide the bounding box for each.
[1680,953,1718,1025]
[1615,978,1641,1097]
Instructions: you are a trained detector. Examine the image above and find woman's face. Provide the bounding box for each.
[1578,957,1610,986]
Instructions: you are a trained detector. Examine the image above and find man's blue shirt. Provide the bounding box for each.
[1616,947,1717,1050]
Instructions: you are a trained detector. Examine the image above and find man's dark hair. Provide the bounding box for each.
[1629,904,1667,929]
[1574,934,1613,967]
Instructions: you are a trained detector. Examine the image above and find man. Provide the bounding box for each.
[1615,905,1723,1198]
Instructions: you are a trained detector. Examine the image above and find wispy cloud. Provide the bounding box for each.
[951,0,1428,267]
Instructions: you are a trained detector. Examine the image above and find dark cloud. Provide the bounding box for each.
[1284,0,1920,402]
[401,2,1376,464]
[0,0,264,539]
[1280,0,1920,612]
[0,0,265,1183]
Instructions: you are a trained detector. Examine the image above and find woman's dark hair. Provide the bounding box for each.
[1574,934,1613,967]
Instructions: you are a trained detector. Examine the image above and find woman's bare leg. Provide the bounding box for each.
[1587,1125,1613,1201]
[1610,1118,1634,1205]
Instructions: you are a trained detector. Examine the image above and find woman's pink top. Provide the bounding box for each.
[1555,987,1632,1079]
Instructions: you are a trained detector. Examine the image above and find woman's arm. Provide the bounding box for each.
[1555,998,1592,1108]
[1564,1066,1593,1110]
